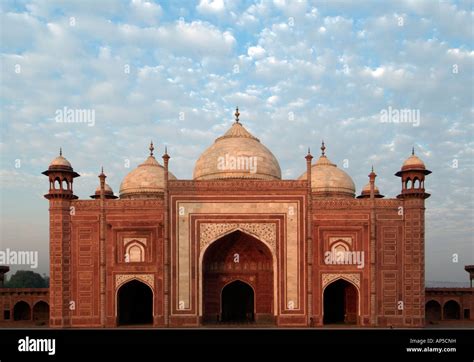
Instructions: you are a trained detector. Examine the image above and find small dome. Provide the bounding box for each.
[91,182,117,199]
[95,183,114,194]
[48,148,73,170]
[396,148,431,177]
[193,109,281,180]
[298,142,355,197]
[120,150,176,199]
[357,182,384,199]
[362,182,379,193]
[298,144,355,198]
[50,155,72,168]
[402,154,426,170]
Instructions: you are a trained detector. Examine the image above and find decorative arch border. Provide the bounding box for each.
[115,274,155,318]
[200,223,276,254]
[198,224,278,317]
[322,273,361,290]
[321,273,361,320]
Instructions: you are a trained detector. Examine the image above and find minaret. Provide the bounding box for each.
[395,147,431,326]
[98,167,107,327]
[162,144,170,326]
[42,149,80,327]
[305,148,313,326]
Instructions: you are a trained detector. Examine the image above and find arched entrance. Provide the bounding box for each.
[13,301,31,321]
[33,301,49,321]
[425,300,441,322]
[202,230,274,324]
[117,280,153,325]
[221,280,254,322]
[443,300,460,320]
[323,279,358,325]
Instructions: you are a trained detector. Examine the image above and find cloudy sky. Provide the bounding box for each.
[0,0,472,284]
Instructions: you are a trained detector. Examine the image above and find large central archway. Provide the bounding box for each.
[117,280,153,326]
[202,230,274,324]
[323,279,358,325]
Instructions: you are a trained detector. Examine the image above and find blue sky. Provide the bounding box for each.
[0,0,473,283]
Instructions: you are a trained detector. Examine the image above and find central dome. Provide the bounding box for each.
[193,109,281,180]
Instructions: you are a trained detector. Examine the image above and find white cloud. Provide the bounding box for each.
[197,0,225,15]
[129,0,162,25]
[248,45,266,59]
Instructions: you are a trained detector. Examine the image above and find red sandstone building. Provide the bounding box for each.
[36,109,437,328]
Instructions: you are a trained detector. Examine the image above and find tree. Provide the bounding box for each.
[4,270,48,288]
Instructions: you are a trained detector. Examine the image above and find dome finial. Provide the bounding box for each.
[321,140,326,156]
[149,140,154,156]
[308,147,311,155]
[371,165,374,173]
[59,147,62,156]
[234,106,240,123]
[412,146,415,155]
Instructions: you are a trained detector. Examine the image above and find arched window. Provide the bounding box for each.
[331,241,349,254]
[125,241,145,263]
[413,178,420,189]
[54,178,61,190]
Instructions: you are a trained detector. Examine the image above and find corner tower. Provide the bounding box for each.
[395,147,431,326]
[42,149,80,327]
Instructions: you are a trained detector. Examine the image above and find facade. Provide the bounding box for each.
[41,109,434,328]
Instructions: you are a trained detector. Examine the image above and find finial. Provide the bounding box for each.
[165,145,168,155]
[101,166,104,173]
[59,147,62,156]
[149,140,154,156]
[234,106,240,123]
[371,165,374,173]
[412,146,415,155]
[321,140,326,156]
[308,147,311,155]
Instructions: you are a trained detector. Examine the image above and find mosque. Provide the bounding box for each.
[41,108,431,327]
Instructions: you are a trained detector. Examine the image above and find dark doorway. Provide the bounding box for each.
[323,279,358,325]
[221,280,254,323]
[443,300,460,320]
[425,300,441,322]
[117,280,153,325]
[464,309,470,319]
[13,301,31,321]
[33,301,49,321]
